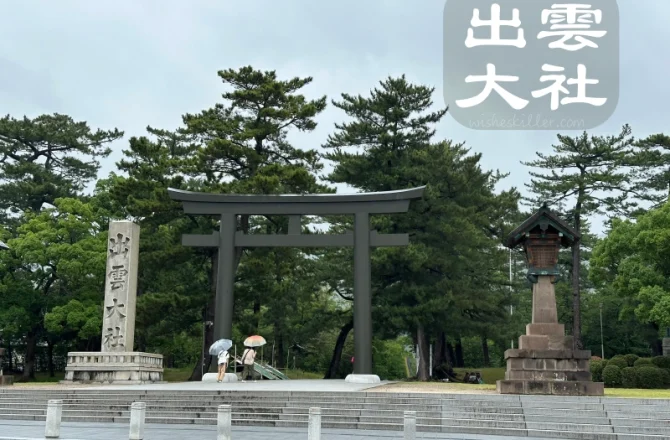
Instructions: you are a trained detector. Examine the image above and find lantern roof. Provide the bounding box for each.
[0,240,8,250]
[505,202,579,249]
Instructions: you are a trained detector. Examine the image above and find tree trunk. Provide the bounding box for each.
[416,325,430,381]
[572,207,582,350]
[446,341,456,367]
[324,319,353,379]
[23,332,37,380]
[433,331,447,371]
[7,340,12,371]
[455,337,464,368]
[253,299,261,331]
[481,334,490,367]
[47,340,55,377]
[274,322,285,369]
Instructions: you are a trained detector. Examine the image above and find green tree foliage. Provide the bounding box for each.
[0,198,106,378]
[107,66,333,379]
[633,133,670,207]
[523,125,641,348]
[4,67,667,381]
[323,76,519,380]
[590,203,670,343]
[0,113,122,218]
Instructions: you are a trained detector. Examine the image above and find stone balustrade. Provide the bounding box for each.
[63,351,163,384]
[65,352,163,368]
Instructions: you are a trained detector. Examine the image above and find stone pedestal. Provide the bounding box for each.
[62,221,163,384]
[497,277,603,396]
[345,374,381,384]
[663,338,670,357]
[63,352,163,384]
[202,373,238,383]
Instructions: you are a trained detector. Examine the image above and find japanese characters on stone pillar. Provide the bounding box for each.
[101,221,139,352]
[443,0,619,130]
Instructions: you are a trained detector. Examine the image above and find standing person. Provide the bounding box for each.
[217,350,229,383]
[241,347,256,382]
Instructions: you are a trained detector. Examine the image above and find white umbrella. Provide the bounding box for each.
[209,338,233,356]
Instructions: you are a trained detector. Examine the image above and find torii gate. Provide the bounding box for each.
[168,186,425,382]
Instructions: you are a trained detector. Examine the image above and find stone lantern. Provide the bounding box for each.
[497,203,603,396]
[514,208,574,283]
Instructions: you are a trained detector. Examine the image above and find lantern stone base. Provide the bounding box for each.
[663,338,670,357]
[497,348,603,396]
[61,351,164,384]
[0,375,13,386]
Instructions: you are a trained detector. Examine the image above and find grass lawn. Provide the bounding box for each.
[453,368,505,384]
[604,388,670,398]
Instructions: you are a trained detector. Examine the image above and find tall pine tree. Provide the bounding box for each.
[323,76,518,379]
[522,124,642,349]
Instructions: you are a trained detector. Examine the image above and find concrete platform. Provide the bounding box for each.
[81,379,391,392]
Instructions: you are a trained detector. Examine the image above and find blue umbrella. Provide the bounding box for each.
[209,338,233,356]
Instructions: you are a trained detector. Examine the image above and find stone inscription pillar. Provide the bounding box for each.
[101,221,140,353]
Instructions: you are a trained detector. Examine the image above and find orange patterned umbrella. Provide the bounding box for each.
[243,335,266,347]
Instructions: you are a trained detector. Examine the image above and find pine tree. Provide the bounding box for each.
[0,113,121,378]
[323,76,519,379]
[0,113,122,219]
[633,133,670,207]
[109,66,332,379]
[522,124,641,349]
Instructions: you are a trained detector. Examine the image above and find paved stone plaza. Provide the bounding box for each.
[0,420,551,440]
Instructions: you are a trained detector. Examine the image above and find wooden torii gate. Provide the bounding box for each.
[168,186,425,382]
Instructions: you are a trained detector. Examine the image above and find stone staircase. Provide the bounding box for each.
[0,389,668,439]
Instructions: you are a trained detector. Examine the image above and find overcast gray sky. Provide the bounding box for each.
[1,0,667,233]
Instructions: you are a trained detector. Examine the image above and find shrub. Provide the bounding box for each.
[590,360,606,382]
[635,366,664,389]
[634,358,654,367]
[652,356,670,369]
[608,357,628,370]
[659,368,670,387]
[603,365,622,387]
[621,367,637,388]
[624,354,639,367]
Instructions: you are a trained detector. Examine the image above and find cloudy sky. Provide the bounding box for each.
[1,0,667,233]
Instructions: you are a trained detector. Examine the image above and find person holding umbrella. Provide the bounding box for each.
[240,347,256,382]
[209,338,233,383]
[217,349,230,383]
[241,335,266,382]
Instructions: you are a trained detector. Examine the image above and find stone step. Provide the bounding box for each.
[607,408,670,420]
[524,408,609,418]
[613,426,670,436]
[610,418,670,428]
[526,422,613,434]
[1,411,668,439]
